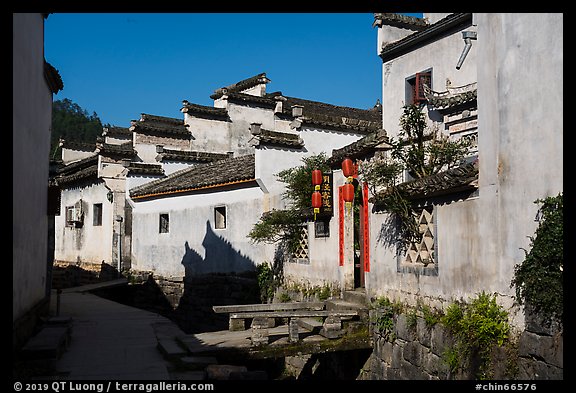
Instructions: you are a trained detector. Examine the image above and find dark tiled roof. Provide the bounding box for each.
[255,129,304,148]
[226,92,277,108]
[52,155,99,186]
[97,141,136,158]
[373,13,428,30]
[127,162,165,176]
[61,140,96,152]
[210,72,270,99]
[103,126,131,137]
[380,13,472,62]
[159,148,230,163]
[181,100,230,120]
[371,160,479,205]
[44,60,63,94]
[424,82,477,110]
[130,154,256,199]
[328,129,390,166]
[280,95,383,134]
[130,113,190,137]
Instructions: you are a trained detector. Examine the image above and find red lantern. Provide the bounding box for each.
[312,191,322,209]
[342,183,355,203]
[311,169,323,191]
[342,158,354,178]
[312,190,322,220]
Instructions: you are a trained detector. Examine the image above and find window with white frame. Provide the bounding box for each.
[214,206,227,229]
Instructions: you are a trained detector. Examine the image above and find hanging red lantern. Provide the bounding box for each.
[342,158,355,178]
[342,183,355,203]
[312,191,322,208]
[311,169,323,191]
[312,190,322,220]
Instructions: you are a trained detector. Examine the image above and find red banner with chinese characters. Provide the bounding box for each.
[362,182,370,272]
[339,185,344,266]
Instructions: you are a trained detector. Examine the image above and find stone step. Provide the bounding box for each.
[157,338,188,360]
[296,317,323,333]
[343,289,368,306]
[177,356,218,370]
[325,299,369,321]
[20,326,71,360]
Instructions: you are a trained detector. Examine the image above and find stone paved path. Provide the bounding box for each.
[50,286,173,380]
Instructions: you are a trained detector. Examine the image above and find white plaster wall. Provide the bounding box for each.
[366,14,563,327]
[283,172,348,289]
[130,185,273,277]
[256,127,364,288]
[185,115,231,154]
[380,21,477,137]
[61,149,95,164]
[475,13,563,301]
[127,174,165,190]
[13,13,52,322]
[162,161,196,176]
[134,142,161,163]
[54,182,114,264]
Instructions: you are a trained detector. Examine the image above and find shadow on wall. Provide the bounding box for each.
[181,220,256,275]
[175,220,260,333]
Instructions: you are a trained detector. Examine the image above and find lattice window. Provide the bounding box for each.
[292,225,309,260]
[407,71,432,105]
[403,206,435,267]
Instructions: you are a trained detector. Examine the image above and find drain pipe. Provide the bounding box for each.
[456,31,477,70]
[115,215,123,277]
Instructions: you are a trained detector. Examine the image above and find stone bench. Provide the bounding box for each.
[236,310,359,345]
[212,302,325,331]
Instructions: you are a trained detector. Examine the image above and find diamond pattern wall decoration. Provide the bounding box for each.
[403,206,435,267]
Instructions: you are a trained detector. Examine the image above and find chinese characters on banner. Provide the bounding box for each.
[318,172,333,218]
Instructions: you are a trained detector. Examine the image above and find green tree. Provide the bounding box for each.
[50,98,105,158]
[359,104,472,246]
[248,153,330,253]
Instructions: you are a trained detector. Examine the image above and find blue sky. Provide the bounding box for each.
[44,13,421,128]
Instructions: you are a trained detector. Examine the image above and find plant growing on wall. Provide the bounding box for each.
[441,292,510,380]
[359,104,471,246]
[511,193,563,324]
[248,153,330,253]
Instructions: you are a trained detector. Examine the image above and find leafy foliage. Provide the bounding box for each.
[392,104,471,179]
[511,193,563,323]
[51,98,105,158]
[359,104,471,246]
[370,296,403,342]
[248,153,330,253]
[441,292,511,379]
[256,263,276,303]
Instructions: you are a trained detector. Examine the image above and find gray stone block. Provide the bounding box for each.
[396,314,416,341]
[519,330,563,368]
[205,364,248,380]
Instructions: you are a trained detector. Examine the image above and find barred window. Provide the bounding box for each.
[314,220,330,238]
[159,213,169,234]
[93,203,102,226]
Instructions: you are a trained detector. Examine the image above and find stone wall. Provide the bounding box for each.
[516,307,563,379]
[129,271,260,334]
[52,260,120,289]
[360,308,563,380]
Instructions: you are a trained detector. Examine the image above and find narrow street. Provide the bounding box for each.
[48,283,174,379]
